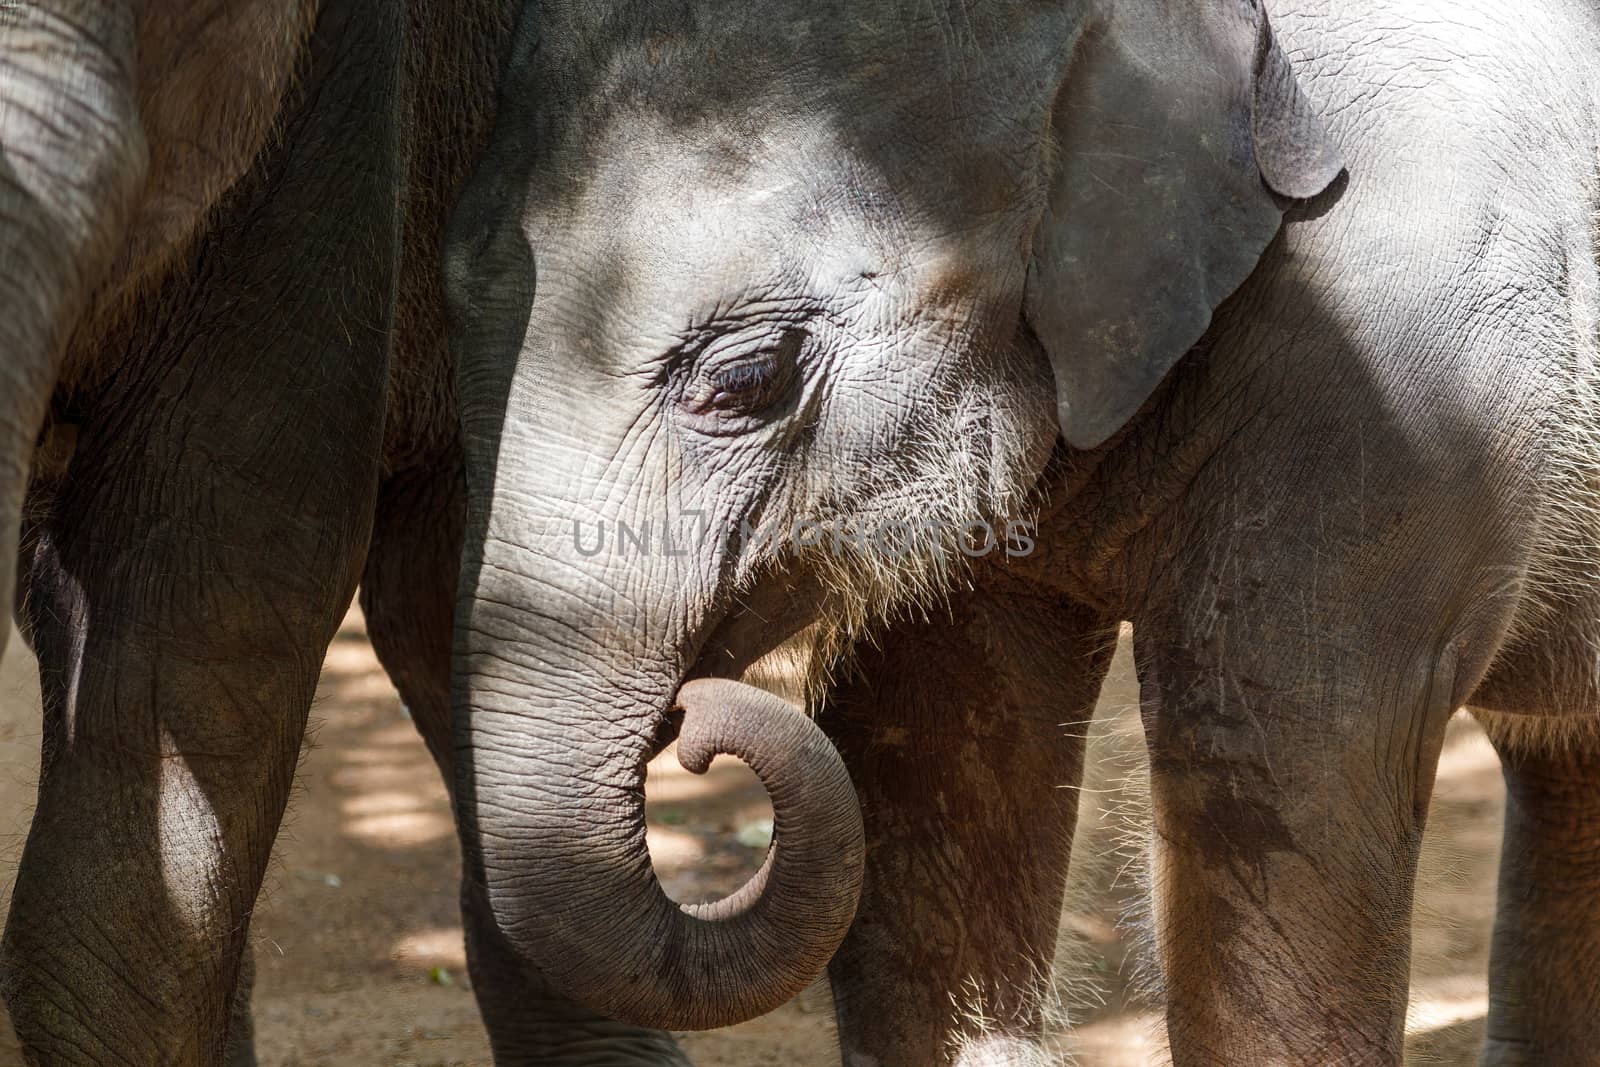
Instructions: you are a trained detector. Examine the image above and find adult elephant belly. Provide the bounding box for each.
[1,0,315,668]
[58,0,317,386]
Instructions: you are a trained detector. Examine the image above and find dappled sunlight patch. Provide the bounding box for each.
[363,720,433,747]
[392,926,469,970]
[341,788,437,817]
[317,603,406,704]
[1411,712,1504,998]
[316,667,405,703]
[1406,975,1489,1034]
[334,770,453,845]
[0,626,42,849]
[1060,1009,1167,1067]
[645,742,770,807]
[645,742,774,905]
[343,809,455,848]
[1404,976,1489,1063]
[329,762,432,791]
[336,741,436,767]
[646,824,709,877]
[344,812,454,844]
[1436,714,1501,783]
[320,638,382,678]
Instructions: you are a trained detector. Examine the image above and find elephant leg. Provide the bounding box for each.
[4,369,375,1061]
[819,575,1116,1067]
[1,5,400,1058]
[1473,731,1600,1065]
[1132,601,1475,1065]
[222,946,258,1067]
[0,1,146,657]
[360,466,689,1066]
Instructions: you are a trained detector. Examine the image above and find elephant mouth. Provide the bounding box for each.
[682,568,829,686]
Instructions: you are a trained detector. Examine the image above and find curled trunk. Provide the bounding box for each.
[461,657,864,1029]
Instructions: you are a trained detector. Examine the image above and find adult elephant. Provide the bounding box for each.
[445,0,1600,1064]
[0,3,684,1063]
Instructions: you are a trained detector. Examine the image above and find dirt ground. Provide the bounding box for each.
[0,611,1504,1065]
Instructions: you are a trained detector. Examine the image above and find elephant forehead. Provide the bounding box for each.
[574,115,886,254]
[551,117,1032,333]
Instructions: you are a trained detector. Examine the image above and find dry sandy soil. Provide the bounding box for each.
[0,611,1504,1065]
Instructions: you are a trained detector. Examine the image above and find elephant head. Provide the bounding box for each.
[443,0,1342,1031]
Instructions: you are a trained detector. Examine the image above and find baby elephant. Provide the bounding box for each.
[442,0,1600,1064]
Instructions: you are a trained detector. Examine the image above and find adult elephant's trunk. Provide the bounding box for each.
[453,501,865,1030]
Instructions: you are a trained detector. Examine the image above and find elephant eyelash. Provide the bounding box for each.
[711,358,780,401]
[678,327,807,424]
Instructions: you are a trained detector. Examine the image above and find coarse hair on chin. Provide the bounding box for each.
[777,377,1048,699]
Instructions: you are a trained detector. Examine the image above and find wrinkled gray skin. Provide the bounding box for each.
[447,0,1600,1063]
[0,2,627,1063]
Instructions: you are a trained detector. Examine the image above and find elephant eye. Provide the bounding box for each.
[683,327,804,420]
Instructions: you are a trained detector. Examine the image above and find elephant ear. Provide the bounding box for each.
[1025,0,1344,449]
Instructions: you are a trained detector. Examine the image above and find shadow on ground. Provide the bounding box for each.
[0,614,1506,1065]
